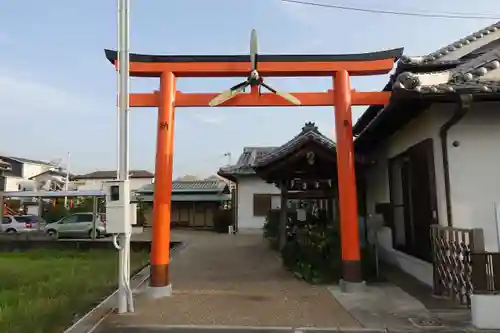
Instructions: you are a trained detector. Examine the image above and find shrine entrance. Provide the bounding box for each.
[253,122,367,282]
[254,122,341,249]
[104,37,402,295]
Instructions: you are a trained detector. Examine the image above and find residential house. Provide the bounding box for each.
[218,147,281,232]
[29,168,76,191]
[0,156,56,192]
[355,21,500,286]
[0,159,11,191]
[216,123,349,233]
[135,179,230,228]
[71,170,154,192]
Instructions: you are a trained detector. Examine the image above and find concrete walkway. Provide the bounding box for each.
[104,230,360,329]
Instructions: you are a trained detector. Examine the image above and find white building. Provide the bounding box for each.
[218,147,281,232]
[71,170,154,192]
[0,156,57,192]
[354,21,500,288]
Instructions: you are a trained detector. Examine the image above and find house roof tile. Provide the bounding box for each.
[217,146,278,177]
[0,155,53,166]
[399,22,500,66]
[393,46,500,94]
[72,170,154,180]
[0,159,11,171]
[253,122,335,168]
[354,20,500,138]
[137,180,226,193]
[28,169,71,180]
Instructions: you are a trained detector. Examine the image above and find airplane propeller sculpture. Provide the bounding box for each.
[209,29,302,107]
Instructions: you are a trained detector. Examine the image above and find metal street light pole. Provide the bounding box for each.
[117,0,133,314]
[223,152,232,166]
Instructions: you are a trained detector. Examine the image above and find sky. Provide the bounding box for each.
[0,0,498,177]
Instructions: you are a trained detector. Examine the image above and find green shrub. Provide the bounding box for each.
[262,210,281,249]
[282,221,342,284]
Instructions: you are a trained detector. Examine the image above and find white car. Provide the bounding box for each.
[1,215,44,233]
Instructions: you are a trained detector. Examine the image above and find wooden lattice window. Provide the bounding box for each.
[253,194,271,217]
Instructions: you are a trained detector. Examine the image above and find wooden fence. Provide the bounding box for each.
[430,225,484,307]
[471,252,500,295]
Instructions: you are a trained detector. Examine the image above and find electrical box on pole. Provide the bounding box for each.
[103,180,131,234]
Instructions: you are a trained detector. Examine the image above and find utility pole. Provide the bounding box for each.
[64,152,71,208]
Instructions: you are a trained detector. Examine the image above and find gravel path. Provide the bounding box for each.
[106,230,360,328]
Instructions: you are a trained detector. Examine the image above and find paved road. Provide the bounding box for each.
[100,325,465,333]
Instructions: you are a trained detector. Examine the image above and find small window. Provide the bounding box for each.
[110,185,120,201]
[13,216,34,223]
[61,215,79,224]
[77,214,94,223]
[253,194,271,217]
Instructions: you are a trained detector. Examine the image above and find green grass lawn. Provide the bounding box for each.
[0,249,150,333]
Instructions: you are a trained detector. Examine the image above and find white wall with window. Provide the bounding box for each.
[236,177,280,232]
[364,101,500,286]
[364,106,448,286]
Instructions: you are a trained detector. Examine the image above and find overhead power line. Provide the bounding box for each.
[281,0,500,20]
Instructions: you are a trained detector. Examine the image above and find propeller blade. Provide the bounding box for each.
[250,29,258,71]
[261,82,302,105]
[209,81,249,107]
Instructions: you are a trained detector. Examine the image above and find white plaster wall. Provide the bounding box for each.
[22,163,47,179]
[364,101,500,282]
[365,104,453,226]
[364,104,453,285]
[4,163,50,192]
[237,176,280,232]
[446,103,500,251]
[74,178,152,191]
[4,176,23,191]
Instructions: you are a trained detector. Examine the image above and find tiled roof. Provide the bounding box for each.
[137,180,226,193]
[392,22,500,94]
[394,46,500,94]
[28,169,72,180]
[0,159,11,171]
[218,146,278,176]
[133,193,230,203]
[72,170,154,180]
[354,21,500,137]
[253,122,335,168]
[399,22,500,66]
[0,155,53,166]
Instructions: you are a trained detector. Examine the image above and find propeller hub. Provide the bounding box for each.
[249,70,259,80]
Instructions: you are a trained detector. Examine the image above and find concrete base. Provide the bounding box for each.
[471,294,500,329]
[144,284,172,299]
[339,279,367,293]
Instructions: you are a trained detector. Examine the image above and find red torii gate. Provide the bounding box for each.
[105,47,402,295]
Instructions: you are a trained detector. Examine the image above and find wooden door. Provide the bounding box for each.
[408,138,438,262]
[193,203,206,227]
[177,204,191,227]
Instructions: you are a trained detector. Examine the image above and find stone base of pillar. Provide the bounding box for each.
[339,279,367,293]
[145,284,172,299]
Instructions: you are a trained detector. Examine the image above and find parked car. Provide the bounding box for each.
[1,215,46,233]
[44,212,107,239]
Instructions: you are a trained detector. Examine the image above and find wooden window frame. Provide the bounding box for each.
[253,194,272,217]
